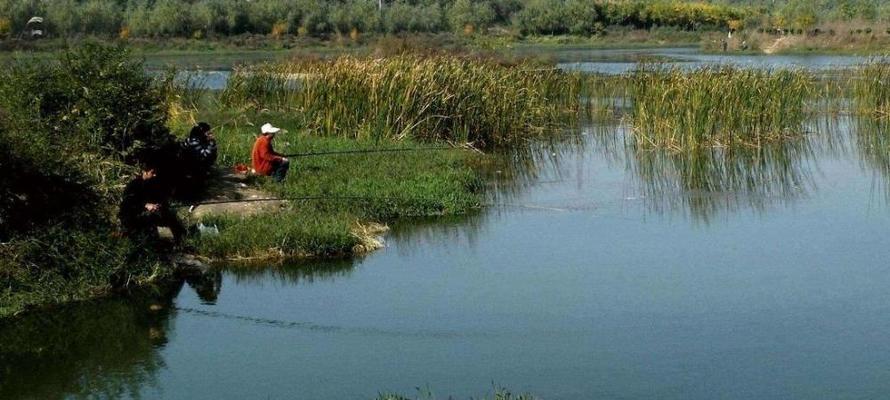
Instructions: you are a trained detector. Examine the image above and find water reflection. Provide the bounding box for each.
[223,258,357,285]
[853,117,890,202]
[0,287,177,399]
[485,128,589,202]
[629,138,815,223]
[387,214,489,257]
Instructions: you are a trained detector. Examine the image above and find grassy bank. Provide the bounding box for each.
[185,53,587,259]
[0,46,538,317]
[184,118,485,260]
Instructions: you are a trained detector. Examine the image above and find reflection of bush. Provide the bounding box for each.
[0,286,178,399]
[854,117,890,199]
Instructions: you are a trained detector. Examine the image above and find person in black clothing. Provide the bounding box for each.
[176,122,218,200]
[119,163,186,246]
[181,122,217,177]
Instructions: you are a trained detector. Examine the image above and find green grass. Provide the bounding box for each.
[630,64,813,150]
[182,108,485,260]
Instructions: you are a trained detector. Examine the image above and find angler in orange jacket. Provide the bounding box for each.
[251,123,289,182]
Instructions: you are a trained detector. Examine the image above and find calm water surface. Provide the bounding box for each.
[3,115,890,399]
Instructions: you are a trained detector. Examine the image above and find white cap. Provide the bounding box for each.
[261,123,282,134]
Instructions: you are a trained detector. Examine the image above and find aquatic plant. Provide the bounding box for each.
[221,55,582,146]
[851,59,890,117]
[630,64,813,150]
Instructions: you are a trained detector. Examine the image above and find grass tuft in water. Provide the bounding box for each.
[630,64,813,150]
[221,55,582,147]
[852,59,890,118]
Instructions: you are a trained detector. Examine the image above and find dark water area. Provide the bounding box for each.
[3,114,890,399]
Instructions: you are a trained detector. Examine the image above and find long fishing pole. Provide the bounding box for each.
[183,195,574,213]
[183,195,407,212]
[281,146,472,158]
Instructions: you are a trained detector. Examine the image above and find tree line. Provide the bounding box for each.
[0,0,887,39]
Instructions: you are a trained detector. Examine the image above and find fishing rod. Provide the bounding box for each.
[281,146,473,158]
[184,195,408,212]
[183,195,575,213]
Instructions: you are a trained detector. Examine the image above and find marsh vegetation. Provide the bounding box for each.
[222,55,581,146]
[2,40,890,319]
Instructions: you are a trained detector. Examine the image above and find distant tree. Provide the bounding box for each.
[515,0,568,35]
[447,0,496,33]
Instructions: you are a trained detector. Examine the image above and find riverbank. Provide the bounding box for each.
[183,126,486,261]
[0,45,555,318]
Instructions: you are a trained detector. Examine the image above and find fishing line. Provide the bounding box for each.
[281,146,469,158]
[175,306,480,339]
[183,195,400,212]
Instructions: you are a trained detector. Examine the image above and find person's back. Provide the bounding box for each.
[251,134,275,176]
[181,122,217,175]
[251,123,289,182]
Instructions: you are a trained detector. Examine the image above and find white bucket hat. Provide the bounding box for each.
[261,123,282,134]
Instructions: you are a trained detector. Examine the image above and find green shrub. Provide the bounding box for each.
[0,44,172,316]
[447,0,496,33]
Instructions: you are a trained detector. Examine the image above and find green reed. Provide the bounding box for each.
[221,55,582,147]
[630,64,813,150]
[851,59,890,117]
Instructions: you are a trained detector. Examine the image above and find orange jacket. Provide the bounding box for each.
[251,134,282,176]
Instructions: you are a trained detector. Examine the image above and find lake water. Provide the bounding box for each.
[171,47,878,90]
[3,50,890,399]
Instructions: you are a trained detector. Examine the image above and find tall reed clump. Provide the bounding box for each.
[630,64,813,150]
[851,59,890,118]
[221,55,581,146]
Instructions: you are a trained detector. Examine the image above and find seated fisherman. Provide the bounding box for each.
[119,162,186,246]
[180,122,218,177]
[176,122,218,200]
[251,123,289,182]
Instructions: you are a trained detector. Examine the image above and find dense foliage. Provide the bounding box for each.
[0,44,172,316]
[6,0,884,39]
[4,0,888,40]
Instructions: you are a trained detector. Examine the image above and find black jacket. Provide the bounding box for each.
[119,176,170,226]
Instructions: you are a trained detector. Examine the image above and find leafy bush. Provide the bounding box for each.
[515,0,569,35]
[0,44,173,316]
[2,0,876,39]
[447,0,497,33]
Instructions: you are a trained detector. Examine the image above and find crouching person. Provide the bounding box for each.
[119,162,186,247]
[251,123,289,182]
